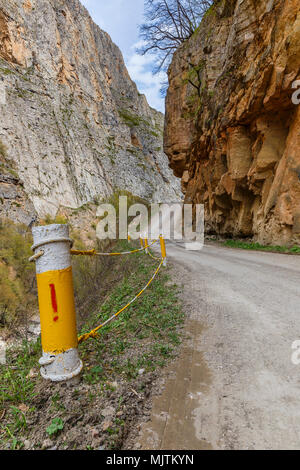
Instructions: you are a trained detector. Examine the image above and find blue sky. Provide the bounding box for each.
[81,0,166,112]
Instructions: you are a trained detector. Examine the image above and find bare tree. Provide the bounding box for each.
[138,0,214,74]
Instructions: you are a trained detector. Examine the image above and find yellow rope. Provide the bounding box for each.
[78,258,164,344]
[71,239,158,257]
[71,249,96,256]
[28,250,44,263]
[146,249,161,261]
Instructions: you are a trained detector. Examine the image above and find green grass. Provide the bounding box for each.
[46,418,64,437]
[0,239,183,449]
[0,339,41,449]
[0,339,41,406]
[223,239,300,254]
[79,239,184,382]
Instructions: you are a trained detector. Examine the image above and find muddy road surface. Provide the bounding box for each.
[132,243,300,450]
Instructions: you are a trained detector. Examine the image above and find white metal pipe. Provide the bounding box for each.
[32,224,83,382]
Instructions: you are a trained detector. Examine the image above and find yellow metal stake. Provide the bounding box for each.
[140,237,144,249]
[160,235,167,266]
[31,224,83,382]
[144,237,149,254]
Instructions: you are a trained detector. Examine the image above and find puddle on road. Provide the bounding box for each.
[137,319,213,450]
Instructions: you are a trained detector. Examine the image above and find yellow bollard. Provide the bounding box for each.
[31,224,83,382]
[128,234,131,241]
[160,235,167,266]
[144,237,149,254]
[140,237,144,249]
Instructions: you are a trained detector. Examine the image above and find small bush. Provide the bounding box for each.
[105,189,148,215]
[0,265,23,326]
[0,139,7,160]
[42,214,68,225]
[72,237,114,322]
[118,109,150,129]
[118,109,142,128]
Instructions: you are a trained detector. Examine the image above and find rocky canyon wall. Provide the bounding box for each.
[0,0,181,226]
[165,0,300,245]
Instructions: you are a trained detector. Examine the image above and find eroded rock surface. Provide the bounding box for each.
[0,0,181,222]
[165,0,300,245]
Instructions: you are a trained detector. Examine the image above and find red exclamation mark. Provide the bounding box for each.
[49,284,59,322]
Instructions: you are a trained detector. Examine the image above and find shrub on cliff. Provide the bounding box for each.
[0,220,35,328]
[0,264,23,326]
[0,139,7,160]
[138,0,214,73]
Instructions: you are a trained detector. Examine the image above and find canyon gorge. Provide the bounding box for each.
[0,0,299,242]
[0,0,181,228]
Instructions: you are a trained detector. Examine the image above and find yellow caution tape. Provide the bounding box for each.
[146,249,161,261]
[70,239,158,257]
[70,249,96,256]
[78,258,164,344]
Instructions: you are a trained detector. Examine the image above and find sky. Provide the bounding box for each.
[81,0,166,112]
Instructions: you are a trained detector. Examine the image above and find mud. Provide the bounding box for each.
[127,242,300,450]
[136,320,213,450]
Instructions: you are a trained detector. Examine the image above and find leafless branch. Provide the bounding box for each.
[138,0,214,76]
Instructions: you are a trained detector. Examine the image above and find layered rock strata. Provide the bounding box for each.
[0,0,181,225]
[165,0,300,244]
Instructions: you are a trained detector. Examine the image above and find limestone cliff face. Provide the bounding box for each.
[165,0,300,245]
[0,0,181,225]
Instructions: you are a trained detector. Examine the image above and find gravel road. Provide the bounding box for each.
[136,242,300,450]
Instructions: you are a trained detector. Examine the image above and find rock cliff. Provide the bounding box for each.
[0,0,181,226]
[165,0,300,245]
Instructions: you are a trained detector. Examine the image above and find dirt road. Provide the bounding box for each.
[135,243,300,450]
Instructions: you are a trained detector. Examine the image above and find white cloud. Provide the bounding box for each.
[125,43,166,112]
[79,1,166,112]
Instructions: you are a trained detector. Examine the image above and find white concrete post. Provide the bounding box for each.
[31,224,83,382]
